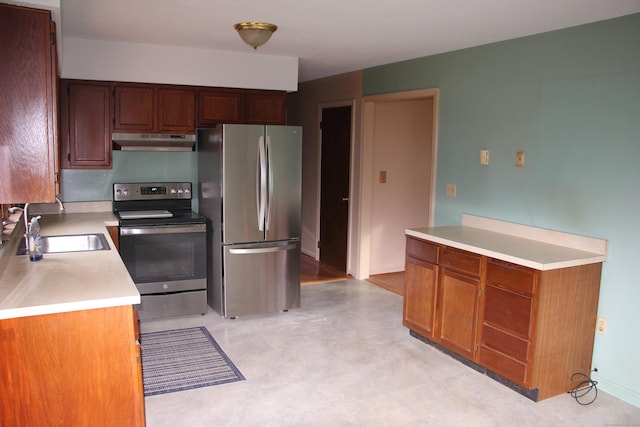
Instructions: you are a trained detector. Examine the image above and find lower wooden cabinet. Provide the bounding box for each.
[403,237,439,338]
[0,305,145,426]
[437,247,482,360]
[106,224,119,251]
[404,236,602,401]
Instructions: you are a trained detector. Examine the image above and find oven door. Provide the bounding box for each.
[119,223,206,288]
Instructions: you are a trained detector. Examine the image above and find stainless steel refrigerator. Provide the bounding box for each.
[197,124,302,317]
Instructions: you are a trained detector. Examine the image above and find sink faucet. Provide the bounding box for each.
[8,204,30,250]
[55,196,65,211]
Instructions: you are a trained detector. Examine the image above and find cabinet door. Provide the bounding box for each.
[158,88,195,132]
[245,91,286,124]
[436,247,483,359]
[0,306,145,426]
[62,81,112,168]
[437,269,481,359]
[197,89,243,126]
[114,86,155,131]
[0,4,58,203]
[403,237,439,338]
[404,259,438,338]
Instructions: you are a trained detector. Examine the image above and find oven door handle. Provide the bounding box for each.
[120,224,206,235]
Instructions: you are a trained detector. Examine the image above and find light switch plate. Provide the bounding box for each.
[516,151,525,167]
[480,149,489,165]
[447,183,457,197]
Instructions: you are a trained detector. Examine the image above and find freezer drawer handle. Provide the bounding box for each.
[229,243,297,255]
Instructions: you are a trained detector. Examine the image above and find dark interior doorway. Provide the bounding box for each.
[319,105,352,272]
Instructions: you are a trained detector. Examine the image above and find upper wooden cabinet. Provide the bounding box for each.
[196,89,286,126]
[60,80,112,169]
[244,91,286,125]
[57,80,287,167]
[113,86,155,131]
[197,89,243,126]
[113,84,196,133]
[0,3,59,203]
[157,88,197,132]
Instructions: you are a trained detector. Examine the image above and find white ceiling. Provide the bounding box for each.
[59,0,640,82]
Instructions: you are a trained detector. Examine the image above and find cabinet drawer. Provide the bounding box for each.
[483,284,533,338]
[487,259,536,295]
[440,247,481,277]
[479,346,528,386]
[481,323,530,362]
[406,237,438,264]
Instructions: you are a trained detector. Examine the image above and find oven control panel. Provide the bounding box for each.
[114,182,192,201]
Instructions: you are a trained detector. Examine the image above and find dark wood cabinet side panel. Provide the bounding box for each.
[0,4,56,203]
[531,263,602,400]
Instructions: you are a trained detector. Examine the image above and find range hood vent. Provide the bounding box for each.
[112,133,196,151]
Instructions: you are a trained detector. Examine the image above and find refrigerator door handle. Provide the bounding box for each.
[257,136,267,231]
[265,135,273,231]
[229,243,298,255]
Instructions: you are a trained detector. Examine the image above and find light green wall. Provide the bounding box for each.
[364,13,640,406]
[60,151,198,209]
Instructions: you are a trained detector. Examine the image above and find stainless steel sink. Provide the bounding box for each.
[16,233,110,255]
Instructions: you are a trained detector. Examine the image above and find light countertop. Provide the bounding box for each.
[0,210,139,320]
[407,214,607,271]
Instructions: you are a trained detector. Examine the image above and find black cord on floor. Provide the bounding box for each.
[568,371,598,405]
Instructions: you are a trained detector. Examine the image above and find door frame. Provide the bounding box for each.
[316,100,357,271]
[356,88,439,280]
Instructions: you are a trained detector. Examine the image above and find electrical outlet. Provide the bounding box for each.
[379,171,387,184]
[480,149,489,165]
[447,183,457,197]
[596,317,608,335]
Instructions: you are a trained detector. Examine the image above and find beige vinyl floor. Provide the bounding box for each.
[140,279,640,426]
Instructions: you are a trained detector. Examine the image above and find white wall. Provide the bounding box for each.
[60,38,299,91]
[369,99,433,274]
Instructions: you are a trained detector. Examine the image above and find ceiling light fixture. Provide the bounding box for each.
[234,22,277,49]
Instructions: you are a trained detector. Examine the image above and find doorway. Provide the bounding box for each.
[319,105,352,272]
[357,88,438,281]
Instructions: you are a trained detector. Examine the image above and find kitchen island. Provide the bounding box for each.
[0,207,145,427]
[404,214,607,401]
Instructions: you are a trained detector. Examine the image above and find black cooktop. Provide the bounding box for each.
[116,210,206,227]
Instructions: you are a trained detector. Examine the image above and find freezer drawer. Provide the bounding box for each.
[223,239,301,317]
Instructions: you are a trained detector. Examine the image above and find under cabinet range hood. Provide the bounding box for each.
[112,133,196,151]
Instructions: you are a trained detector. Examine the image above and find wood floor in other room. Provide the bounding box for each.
[301,254,348,285]
[301,253,405,296]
